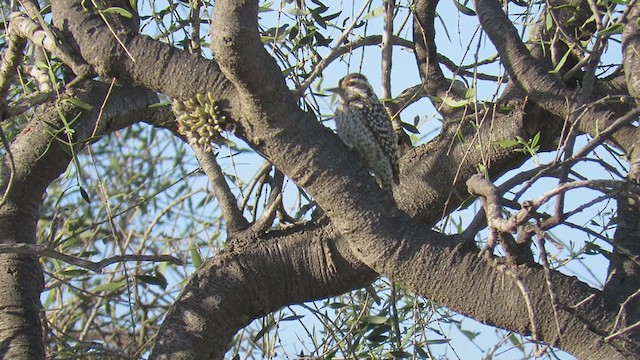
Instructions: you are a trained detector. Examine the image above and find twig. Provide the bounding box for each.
[296,0,373,94]
[381,0,394,102]
[239,161,272,212]
[20,0,53,92]
[609,288,640,337]
[572,106,640,160]
[0,243,182,272]
[252,168,285,232]
[503,265,539,342]
[188,0,202,54]
[4,90,56,118]
[605,320,640,341]
[466,174,534,234]
[535,229,563,342]
[0,125,16,210]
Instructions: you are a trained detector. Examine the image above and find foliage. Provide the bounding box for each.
[0,0,637,359]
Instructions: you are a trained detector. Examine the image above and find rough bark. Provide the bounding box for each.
[0,0,627,359]
[0,80,160,358]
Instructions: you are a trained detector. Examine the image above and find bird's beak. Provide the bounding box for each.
[326,87,342,94]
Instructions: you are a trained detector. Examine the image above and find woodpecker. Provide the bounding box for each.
[329,73,399,190]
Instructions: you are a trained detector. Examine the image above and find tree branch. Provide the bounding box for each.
[191,146,249,234]
[472,0,570,98]
[0,243,182,272]
[52,1,640,358]
[412,0,460,112]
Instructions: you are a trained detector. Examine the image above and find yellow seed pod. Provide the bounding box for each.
[172,92,231,150]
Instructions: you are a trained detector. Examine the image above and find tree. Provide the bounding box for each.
[0,0,638,358]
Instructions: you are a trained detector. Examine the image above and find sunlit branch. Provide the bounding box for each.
[191,146,249,234]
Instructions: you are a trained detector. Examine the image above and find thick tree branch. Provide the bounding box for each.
[50,1,640,358]
[152,222,378,359]
[0,80,159,358]
[154,212,637,359]
[191,146,249,234]
[51,2,236,106]
[623,1,640,99]
[622,5,640,180]
[605,189,640,346]
[473,0,570,98]
[412,0,460,111]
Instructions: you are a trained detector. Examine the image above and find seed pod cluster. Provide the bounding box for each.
[172,92,229,152]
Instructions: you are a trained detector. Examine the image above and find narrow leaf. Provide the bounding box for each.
[79,186,91,204]
[363,6,384,19]
[100,7,134,18]
[92,281,126,292]
[453,0,476,16]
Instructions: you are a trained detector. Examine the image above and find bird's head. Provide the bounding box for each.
[328,73,377,103]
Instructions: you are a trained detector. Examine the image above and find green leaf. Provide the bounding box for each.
[136,273,168,289]
[426,338,452,344]
[281,315,305,321]
[148,101,171,108]
[99,7,134,18]
[361,315,387,325]
[415,345,430,357]
[258,2,274,12]
[401,121,420,134]
[464,87,476,99]
[493,139,520,148]
[63,97,94,110]
[440,96,470,108]
[79,186,91,204]
[477,164,488,178]
[285,7,310,16]
[363,6,384,19]
[545,11,553,31]
[460,329,479,340]
[92,281,126,292]
[388,350,412,358]
[599,23,623,36]
[531,131,541,148]
[190,245,202,267]
[328,302,347,309]
[508,333,524,349]
[549,47,573,74]
[58,268,89,277]
[453,0,476,16]
[367,334,389,343]
[253,318,275,342]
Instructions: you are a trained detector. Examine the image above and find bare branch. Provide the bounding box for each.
[572,106,640,159]
[0,16,27,114]
[9,14,92,80]
[381,0,394,101]
[0,243,181,272]
[191,146,249,234]
[296,0,373,94]
[252,169,285,233]
[412,0,449,96]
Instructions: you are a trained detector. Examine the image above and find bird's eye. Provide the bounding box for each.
[346,81,355,87]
